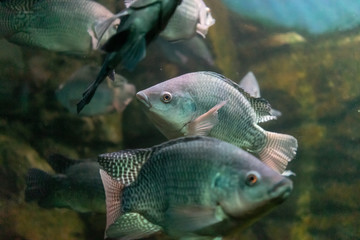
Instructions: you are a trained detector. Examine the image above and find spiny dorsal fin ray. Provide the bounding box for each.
[1,0,39,11]
[200,71,275,123]
[98,148,153,185]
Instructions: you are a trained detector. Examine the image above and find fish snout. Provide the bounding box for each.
[268,178,293,202]
[136,91,152,108]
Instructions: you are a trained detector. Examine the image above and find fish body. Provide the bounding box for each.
[25,154,105,213]
[99,136,293,239]
[56,65,135,116]
[77,0,182,113]
[0,0,118,54]
[136,71,298,173]
[159,0,215,41]
[124,0,215,41]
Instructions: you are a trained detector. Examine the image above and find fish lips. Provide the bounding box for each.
[136,91,152,108]
[268,178,293,203]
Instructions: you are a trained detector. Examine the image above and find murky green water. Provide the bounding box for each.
[1,1,359,240]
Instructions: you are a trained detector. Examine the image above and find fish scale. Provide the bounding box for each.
[181,72,267,152]
[0,0,116,53]
[137,71,298,173]
[98,136,293,239]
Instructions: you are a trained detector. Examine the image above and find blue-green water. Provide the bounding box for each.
[0,1,359,240]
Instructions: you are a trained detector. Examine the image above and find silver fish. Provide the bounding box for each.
[98,136,293,240]
[25,154,105,213]
[0,0,118,54]
[239,72,282,117]
[56,65,135,116]
[125,0,215,40]
[76,0,182,113]
[136,71,298,173]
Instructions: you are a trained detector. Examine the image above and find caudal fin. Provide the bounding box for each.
[25,168,53,202]
[258,131,298,174]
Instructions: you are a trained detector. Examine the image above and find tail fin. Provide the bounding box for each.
[25,168,53,202]
[258,131,298,174]
[99,169,124,232]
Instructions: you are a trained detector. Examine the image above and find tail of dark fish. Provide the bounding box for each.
[259,131,298,174]
[25,168,53,203]
[76,64,111,114]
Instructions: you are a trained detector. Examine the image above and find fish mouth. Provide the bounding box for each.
[136,91,151,108]
[268,178,293,202]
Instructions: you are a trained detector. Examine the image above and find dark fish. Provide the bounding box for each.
[136,71,298,174]
[98,136,293,239]
[25,154,105,213]
[76,0,182,113]
[0,0,119,54]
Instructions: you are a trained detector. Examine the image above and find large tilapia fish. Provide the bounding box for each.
[0,0,118,54]
[76,0,182,113]
[136,71,298,174]
[99,136,293,240]
[25,154,105,213]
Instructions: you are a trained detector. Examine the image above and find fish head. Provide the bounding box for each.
[136,80,197,139]
[218,153,293,224]
[196,0,215,38]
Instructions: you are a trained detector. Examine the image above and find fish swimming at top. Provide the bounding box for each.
[0,0,119,54]
[25,154,105,213]
[136,71,298,174]
[76,0,182,114]
[222,0,360,34]
[124,0,215,41]
[98,136,293,239]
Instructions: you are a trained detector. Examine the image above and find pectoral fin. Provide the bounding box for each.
[185,101,226,136]
[165,205,227,233]
[106,212,162,239]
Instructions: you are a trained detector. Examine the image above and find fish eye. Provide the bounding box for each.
[245,171,260,186]
[161,92,172,103]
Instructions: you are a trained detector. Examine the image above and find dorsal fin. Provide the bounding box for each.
[47,154,78,173]
[98,136,215,185]
[239,71,261,98]
[200,72,276,123]
[1,0,39,11]
[98,149,153,186]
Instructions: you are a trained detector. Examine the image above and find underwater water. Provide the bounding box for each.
[0,0,359,240]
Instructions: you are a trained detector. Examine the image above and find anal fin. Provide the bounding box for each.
[106,212,162,239]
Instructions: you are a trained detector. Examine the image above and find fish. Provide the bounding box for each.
[25,154,105,213]
[156,35,215,66]
[76,0,182,114]
[239,72,281,117]
[98,136,293,240]
[136,71,298,174]
[221,0,360,35]
[0,0,119,55]
[124,0,215,41]
[56,65,135,116]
